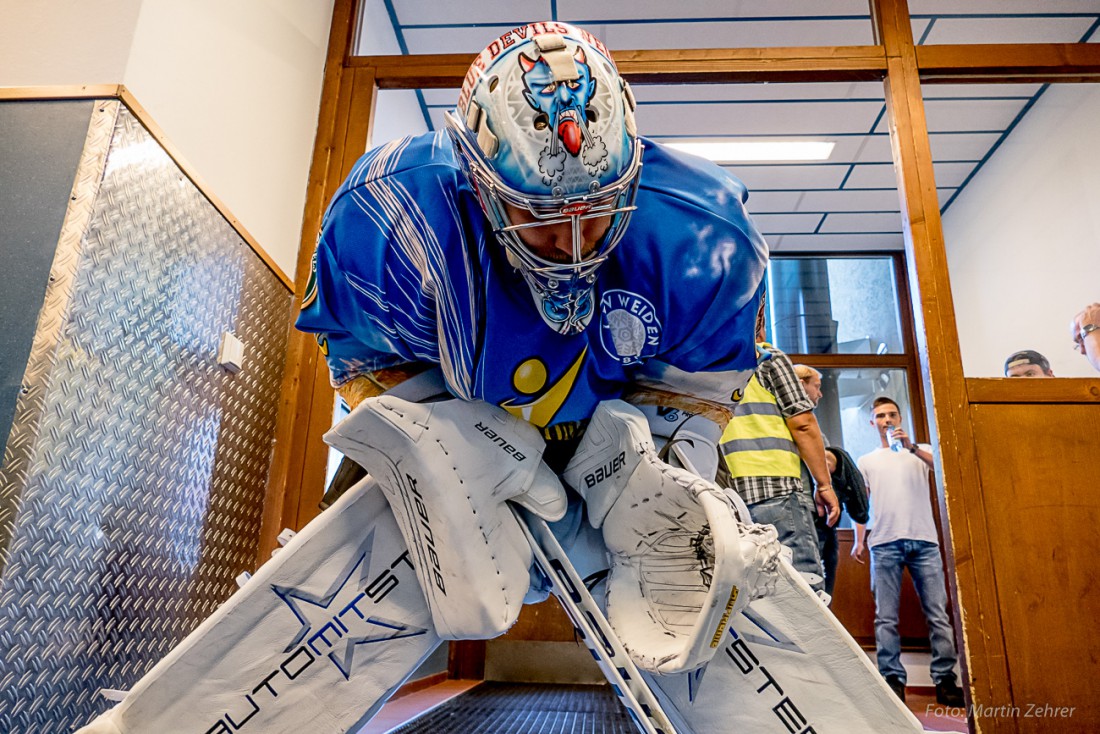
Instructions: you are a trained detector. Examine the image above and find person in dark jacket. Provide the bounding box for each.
[819,445,870,597]
[792,364,869,598]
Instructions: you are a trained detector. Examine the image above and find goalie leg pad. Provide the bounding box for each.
[324,397,567,640]
[563,400,781,674]
[75,479,441,734]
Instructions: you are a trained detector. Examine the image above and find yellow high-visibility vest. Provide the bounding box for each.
[720,370,801,480]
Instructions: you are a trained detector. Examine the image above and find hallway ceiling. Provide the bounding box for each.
[359,1,1100,252]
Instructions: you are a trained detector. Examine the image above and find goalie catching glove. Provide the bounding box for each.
[325,396,568,640]
[564,400,781,675]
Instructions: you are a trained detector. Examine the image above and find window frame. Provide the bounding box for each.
[772,250,927,442]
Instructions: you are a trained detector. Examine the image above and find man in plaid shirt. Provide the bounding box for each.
[719,332,838,593]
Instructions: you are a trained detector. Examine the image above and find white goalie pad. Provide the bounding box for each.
[76,478,441,734]
[645,557,926,733]
[324,396,568,640]
[563,400,781,674]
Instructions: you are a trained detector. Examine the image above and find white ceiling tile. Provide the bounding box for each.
[752,213,824,235]
[403,26,519,55]
[388,1,551,26]
[924,98,1031,134]
[727,164,849,191]
[909,1,1100,13]
[427,108,448,129]
[631,82,884,104]
[844,161,976,188]
[743,191,805,214]
[850,135,893,163]
[819,212,904,233]
[928,132,1002,162]
[922,17,1097,45]
[873,98,1029,133]
[816,136,881,164]
[770,234,905,252]
[797,189,902,212]
[398,17,876,54]
[357,0,404,54]
[372,89,429,144]
[841,164,896,189]
[638,100,883,136]
[853,132,999,164]
[558,0,873,21]
[922,84,1043,99]
[590,19,874,49]
[421,88,461,106]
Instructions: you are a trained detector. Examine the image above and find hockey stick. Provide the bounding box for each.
[509,504,680,734]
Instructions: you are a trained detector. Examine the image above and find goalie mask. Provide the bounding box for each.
[445,22,643,335]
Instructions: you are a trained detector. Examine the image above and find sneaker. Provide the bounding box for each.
[885,675,906,702]
[935,677,965,707]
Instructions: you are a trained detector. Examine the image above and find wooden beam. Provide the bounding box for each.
[870,1,1014,731]
[613,46,888,84]
[919,43,1100,84]
[350,46,889,88]
[777,353,912,369]
[348,41,1100,90]
[966,378,1100,405]
[0,84,123,100]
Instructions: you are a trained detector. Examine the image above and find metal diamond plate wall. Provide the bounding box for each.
[0,100,293,733]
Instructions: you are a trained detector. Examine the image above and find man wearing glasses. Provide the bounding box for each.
[1071,302,1100,372]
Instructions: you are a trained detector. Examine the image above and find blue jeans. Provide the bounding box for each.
[870,539,959,683]
[749,491,824,592]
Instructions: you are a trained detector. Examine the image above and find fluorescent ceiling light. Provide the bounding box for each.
[664,140,835,162]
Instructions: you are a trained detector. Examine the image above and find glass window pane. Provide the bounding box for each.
[767,257,904,355]
[796,366,913,528]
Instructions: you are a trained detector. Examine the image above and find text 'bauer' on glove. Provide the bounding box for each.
[324,396,568,640]
[563,400,781,675]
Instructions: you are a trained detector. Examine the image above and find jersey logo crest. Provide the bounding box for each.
[599,289,661,365]
[502,348,586,427]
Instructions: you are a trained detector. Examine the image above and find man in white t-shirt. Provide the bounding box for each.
[851,396,964,708]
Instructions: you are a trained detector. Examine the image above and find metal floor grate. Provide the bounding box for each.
[388,682,637,733]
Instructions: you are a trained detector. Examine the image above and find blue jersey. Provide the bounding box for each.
[296,132,768,428]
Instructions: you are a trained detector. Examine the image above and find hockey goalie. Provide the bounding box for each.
[77,21,925,734]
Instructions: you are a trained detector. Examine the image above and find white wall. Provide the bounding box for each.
[942,84,1100,378]
[0,0,143,85]
[1,0,333,280]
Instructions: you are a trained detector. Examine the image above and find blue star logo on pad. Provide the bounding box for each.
[272,529,428,680]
